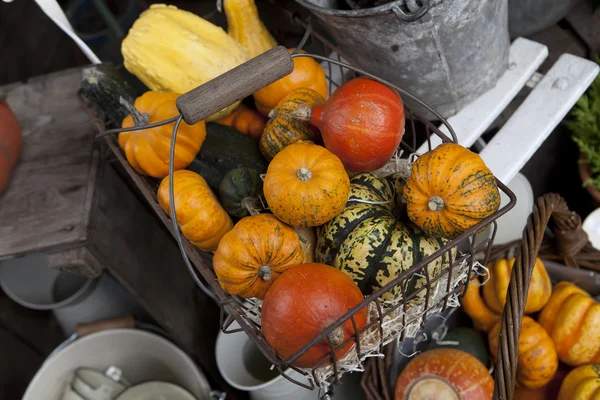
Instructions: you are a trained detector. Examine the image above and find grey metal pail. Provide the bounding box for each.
[295,0,510,119]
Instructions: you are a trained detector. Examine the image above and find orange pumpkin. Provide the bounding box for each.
[296,77,405,172]
[253,48,328,116]
[484,258,551,314]
[216,105,267,140]
[157,170,232,252]
[461,279,501,332]
[489,316,558,388]
[538,281,600,366]
[461,258,551,332]
[213,214,304,299]
[261,263,367,368]
[558,364,600,400]
[394,348,494,400]
[403,143,501,239]
[0,92,22,194]
[263,142,350,227]
[259,88,325,161]
[119,92,206,178]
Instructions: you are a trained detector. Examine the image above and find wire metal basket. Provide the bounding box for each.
[84,12,516,398]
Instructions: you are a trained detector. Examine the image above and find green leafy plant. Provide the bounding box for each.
[566,57,600,190]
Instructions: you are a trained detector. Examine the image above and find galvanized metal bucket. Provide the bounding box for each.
[294,0,510,119]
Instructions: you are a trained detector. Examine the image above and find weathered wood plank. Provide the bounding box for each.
[0,67,244,398]
[0,68,94,258]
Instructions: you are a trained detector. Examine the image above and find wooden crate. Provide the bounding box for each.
[0,68,238,397]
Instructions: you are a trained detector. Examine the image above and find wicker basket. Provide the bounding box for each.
[361,193,600,400]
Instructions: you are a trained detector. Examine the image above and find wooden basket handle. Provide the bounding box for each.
[176,46,294,125]
[493,193,571,400]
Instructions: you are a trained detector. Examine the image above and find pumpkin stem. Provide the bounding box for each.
[258,265,272,281]
[241,197,260,216]
[327,327,345,347]
[120,96,150,127]
[428,196,445,212]
[290,105,312,123]
[296,167,313,182]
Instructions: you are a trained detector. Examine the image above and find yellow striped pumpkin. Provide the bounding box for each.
[259,88,325,161]
[403,143,501,239]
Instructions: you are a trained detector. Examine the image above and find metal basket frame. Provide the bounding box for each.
[83,14,517,396]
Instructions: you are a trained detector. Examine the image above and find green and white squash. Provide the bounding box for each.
[218,167,263,218]
[316,173,455,302]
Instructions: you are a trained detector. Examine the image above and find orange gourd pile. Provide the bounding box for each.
[459,253,600,395]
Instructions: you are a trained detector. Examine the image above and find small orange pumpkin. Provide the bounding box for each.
[259,88,325,161]
[461,257,551,332]
[489,316,558,388]
[157,170,232,252]
[216,104,267,140]
[403,143,501,239]
[263,142,350,227]
[253,48,328,116]
[538,281,600,366]
[213,214,304,299]
[261,263,367,368]
[119,92,206,178]
[394,348,494,400]
[484,257,552,314]
[558,364,600,400]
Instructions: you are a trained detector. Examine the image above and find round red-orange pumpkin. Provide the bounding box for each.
[261,263,366,368]
[297,77,404,172]
[0,93,22,194]
[394,348,493,400]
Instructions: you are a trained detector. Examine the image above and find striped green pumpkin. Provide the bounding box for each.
[259,88,325,161]
[218,167,263,218]
[316,173,455,302]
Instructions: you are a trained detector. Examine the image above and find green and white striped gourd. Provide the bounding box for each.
[316,173,455,302]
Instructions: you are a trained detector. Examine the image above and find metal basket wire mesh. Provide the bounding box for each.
[83,13,517,398]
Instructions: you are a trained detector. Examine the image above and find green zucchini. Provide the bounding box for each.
[187,123,267,192]
[80,63,138,127]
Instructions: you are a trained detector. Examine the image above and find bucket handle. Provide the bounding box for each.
[392,0,430,22]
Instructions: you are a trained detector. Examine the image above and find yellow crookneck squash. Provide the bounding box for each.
[121,4,248,121]
[213,213,304,299]
[489,316,558,388]
[538,281,600,366]
[403,143,501,239]
[558,364,600,400]
[223,0,277,59]
[461,257,551,332]
[119,91,206,178]
[158,170,233,252]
